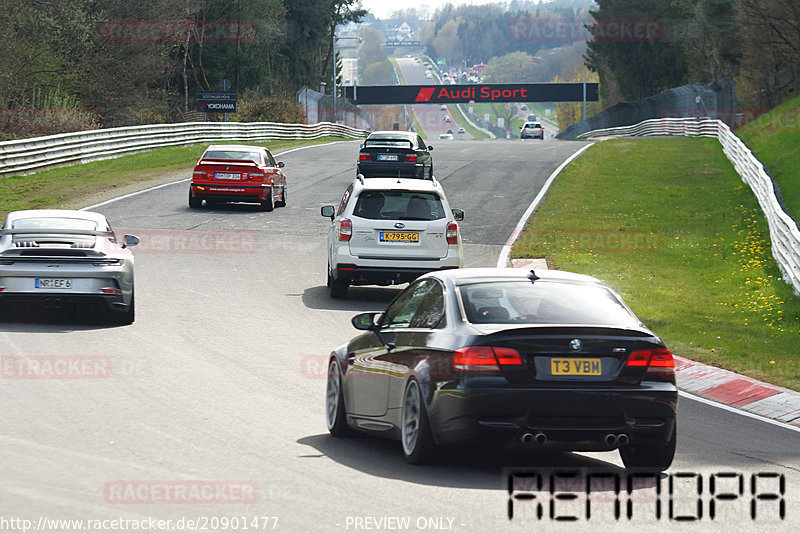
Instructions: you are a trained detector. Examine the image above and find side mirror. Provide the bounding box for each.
[122,234,140,248]
[427,146,434,151]
[321,205,335,219]
[352,312,380,331]
[451,208,464,221]
[277,161,285,168]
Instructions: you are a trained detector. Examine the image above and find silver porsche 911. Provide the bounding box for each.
[0,210,139,324]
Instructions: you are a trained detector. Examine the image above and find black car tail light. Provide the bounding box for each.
[359,154,371,161]
[405,155,418,162]
[626,348,675,378]
[453,346,522,372]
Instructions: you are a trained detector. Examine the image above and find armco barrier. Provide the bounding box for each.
[577,117,800,295]
[0,121,369,176]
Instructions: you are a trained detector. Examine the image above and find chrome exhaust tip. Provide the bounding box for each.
[604,433,618,446]
[534,433,547,445]
[617,434,630,446]
[521,433,534,445]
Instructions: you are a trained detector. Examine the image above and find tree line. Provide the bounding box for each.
[0,0,365,137]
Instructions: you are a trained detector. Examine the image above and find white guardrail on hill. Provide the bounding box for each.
[0,121,369,176]
[577,117,800,295]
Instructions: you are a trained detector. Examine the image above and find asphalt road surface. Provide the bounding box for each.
[1,140,798,532]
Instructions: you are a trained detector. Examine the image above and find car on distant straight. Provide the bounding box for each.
[527,114,538,122]
[438,133,454,140]
[0,210,139,324]
[440,105,447,111]
[520,121,544,139]
[325,268,678,468]
[357,131,434,180]
[457,127,466,134]
[189,144,287,211]
[320,176,464,298]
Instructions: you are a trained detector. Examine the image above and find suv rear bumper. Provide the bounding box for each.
[334,264,458,286]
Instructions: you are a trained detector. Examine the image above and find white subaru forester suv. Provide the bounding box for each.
[321,176,464,298]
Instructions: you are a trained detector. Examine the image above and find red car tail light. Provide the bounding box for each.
[249,172,265,180]
[453,346,522,372]
[405,155,418,162]
[446,222,458,244]
[339,218,352,241]
[193,170,206,177]
[359,154,371,161]
[626,348,675,373]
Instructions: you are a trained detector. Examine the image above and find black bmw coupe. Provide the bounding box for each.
[325,268,677,469]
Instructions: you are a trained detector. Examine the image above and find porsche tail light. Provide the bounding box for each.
[405,155,418,162]
[359,154,371,161]
[446,222,458,244]
[453,346,522,372]
[626,348,675,374]
[339,218,352,241]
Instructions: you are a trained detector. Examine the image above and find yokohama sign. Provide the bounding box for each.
[345,83,599,105]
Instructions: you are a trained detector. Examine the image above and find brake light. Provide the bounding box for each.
[446,222,458,244]
[100,288,121,294]
[249,173,264,179]
[339,218,352,241]
[405,155,418,162]
[626,348,675,373]
[359,154,371,161]
[453,346,522,372]
[193,170,206,176]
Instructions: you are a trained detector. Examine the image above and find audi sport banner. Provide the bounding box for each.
[197,91,237,113]
[345,83,598,105]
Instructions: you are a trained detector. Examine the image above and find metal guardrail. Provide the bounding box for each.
[0,121,369,176]
[577,117,800,295]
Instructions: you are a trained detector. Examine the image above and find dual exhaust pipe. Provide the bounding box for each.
[520,432,630,447]
[42,298,64,309]
[605,433,630,447]
[520,432,548,445]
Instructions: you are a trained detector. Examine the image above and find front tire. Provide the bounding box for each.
[188,191,202,209]
[401,379,437,464]
[326,359,351,437]
[620,427,676,470]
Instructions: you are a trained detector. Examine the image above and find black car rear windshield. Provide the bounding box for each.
[459,281,640,326]
[364,138,414,149]
[354,191,445,221]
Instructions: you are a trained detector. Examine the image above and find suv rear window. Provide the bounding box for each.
[353,191,445,221]
[459,281,639,326]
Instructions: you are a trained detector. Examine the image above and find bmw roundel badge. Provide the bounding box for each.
[569,339,582,352]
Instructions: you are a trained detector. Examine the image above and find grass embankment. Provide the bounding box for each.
[511,137,800,391]
[736,95,800,220]
[0,137,342,217]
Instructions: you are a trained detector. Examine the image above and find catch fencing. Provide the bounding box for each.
[0,121,369,176]
[576,117,800,295]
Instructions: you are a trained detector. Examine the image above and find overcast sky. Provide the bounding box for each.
[360,0,521,20]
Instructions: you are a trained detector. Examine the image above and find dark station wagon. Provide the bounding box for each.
[357,131,434,180]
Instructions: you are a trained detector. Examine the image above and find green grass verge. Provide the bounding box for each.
[0,137,344,217]
[511,137,800,391]
[736,94,800,221]
[447,104,490,140]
